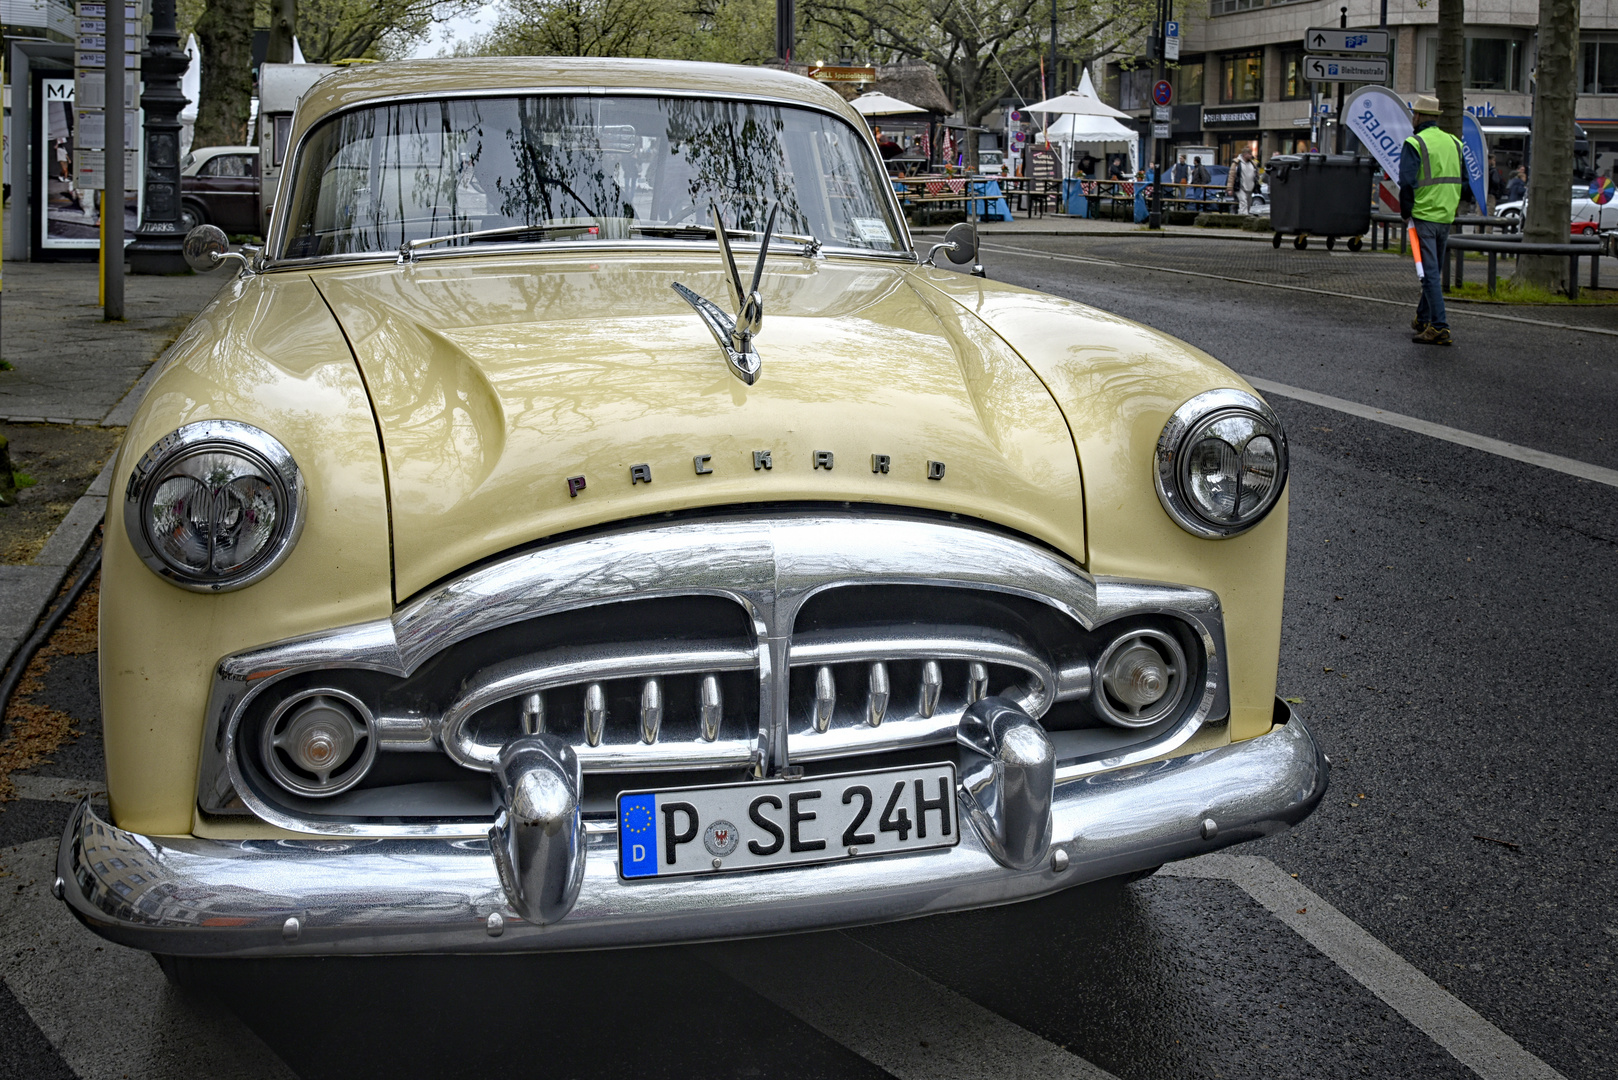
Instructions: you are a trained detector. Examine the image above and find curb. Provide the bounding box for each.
[0,453,115,679]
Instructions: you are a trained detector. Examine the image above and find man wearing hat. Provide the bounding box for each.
[1402,94,1465,345]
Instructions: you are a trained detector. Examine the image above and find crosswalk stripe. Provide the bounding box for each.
[705,931,1121,1080]
[1164,854,1568,1080]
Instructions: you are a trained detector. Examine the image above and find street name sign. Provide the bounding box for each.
[808,65,875,83]
[1304,55,1389,84]
[1305,28,1389,54]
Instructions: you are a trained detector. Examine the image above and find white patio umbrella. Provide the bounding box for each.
[851,91,926,117]
[1023,68,1132,120]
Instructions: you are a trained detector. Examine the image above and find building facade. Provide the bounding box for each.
[1107,0,1618,177]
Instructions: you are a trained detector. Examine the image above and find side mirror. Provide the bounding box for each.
[942,221,977,264]
[183,224,231,271]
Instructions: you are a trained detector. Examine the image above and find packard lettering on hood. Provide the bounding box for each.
[70,57,1324,960]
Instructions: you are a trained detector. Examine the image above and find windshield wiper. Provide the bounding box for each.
[396,222,599,264]
[633,222,821,257]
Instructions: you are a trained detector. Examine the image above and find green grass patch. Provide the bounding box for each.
[0,359,13,371]
[1446,278,1616,306]
[12,471,37,489]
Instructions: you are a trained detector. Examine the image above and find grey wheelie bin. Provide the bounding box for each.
[1266,153,1376,251]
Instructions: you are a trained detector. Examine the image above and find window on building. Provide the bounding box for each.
[1281,47,1309,100]
[1422,36,1524,92]
[1210,0,1263,14]
[1176,60,1205,105]
[1118,67,1155,110]
[1221,51,1263,103]
[1583,38,1618,95]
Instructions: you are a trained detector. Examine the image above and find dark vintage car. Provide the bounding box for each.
[179,145,261,236]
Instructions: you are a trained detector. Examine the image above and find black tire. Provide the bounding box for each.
[1326,236,1337,250]
[1347,235,1363,252]
[1272,232,1283,249]
[178,202,206,233]
[1293,234,1308,250]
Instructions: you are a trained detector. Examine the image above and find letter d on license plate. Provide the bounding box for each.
[618,762,958,879]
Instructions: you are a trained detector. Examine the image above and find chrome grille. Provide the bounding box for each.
[198,512,1229,837]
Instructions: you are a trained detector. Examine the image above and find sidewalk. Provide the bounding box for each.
[1,261,225,674]
[1,261,226,423]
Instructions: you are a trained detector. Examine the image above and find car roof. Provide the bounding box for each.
[294,57,860,129]
[191,145,257,156]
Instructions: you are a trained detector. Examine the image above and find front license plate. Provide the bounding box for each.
[617,762,959,879]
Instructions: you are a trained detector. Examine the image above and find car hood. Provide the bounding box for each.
[313,252,1086,599]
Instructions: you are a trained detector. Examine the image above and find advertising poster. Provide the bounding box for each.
[40,76,139,250]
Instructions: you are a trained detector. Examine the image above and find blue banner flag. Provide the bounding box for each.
[619,793,659,878]
[1460,113,1488,212]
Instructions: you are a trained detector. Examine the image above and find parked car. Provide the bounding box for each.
[179,145,260,236]
[1494,184,1616,236]
[60,58,1326,961]
[977,149,1011,177]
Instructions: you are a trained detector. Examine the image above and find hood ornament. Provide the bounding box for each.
[672,202,778,386]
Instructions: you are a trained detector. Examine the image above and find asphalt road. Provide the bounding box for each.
[2,236,1612,1080]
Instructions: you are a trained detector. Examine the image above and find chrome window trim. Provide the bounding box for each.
[1154,387,1289,539]
[123,420,307,592]
[265,85,914,268]
[197,511,1229,837]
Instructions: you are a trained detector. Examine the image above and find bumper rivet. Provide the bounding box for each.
[51,876,65,901]
[486,911,505,937]
[1051,848,1070,873]
[282,916,301,943]
[711,858,722,870]
[847,845,859,857]
[1200,818,1219,840]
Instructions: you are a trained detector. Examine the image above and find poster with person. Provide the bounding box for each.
[41,77,140,251]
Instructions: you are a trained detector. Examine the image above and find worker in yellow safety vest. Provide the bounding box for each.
[1401,94,1465,346]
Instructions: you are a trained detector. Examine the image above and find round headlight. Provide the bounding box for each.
[1155,389,1288,539]
[124,421,305,591]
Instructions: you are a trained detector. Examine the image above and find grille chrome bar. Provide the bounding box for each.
[440,641,755,768]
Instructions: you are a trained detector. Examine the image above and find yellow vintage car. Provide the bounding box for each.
[59,58,1325,955]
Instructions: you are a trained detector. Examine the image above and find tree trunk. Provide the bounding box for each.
[1515,0,1578,292]
[192,0,256,148]
[1435,0,1464,139]
[266,0,295,64]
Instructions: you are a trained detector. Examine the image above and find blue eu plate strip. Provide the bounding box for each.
[619,793,659,878]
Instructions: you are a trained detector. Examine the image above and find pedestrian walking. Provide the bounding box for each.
[1190,156,1211,210]
[1228,146,1259,215]
[1402,94,1465,346]
[1505,165,1526,202]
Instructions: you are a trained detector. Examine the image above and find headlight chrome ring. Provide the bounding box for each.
[124,420,306,591]
[1155,388,1288,539]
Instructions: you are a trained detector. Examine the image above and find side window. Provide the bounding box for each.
[218,155,254,178]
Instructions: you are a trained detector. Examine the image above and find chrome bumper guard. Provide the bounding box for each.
[59,702,1326,957]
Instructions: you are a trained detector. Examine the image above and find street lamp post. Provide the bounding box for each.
[127,0,190,274]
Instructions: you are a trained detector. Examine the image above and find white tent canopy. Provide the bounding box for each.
[1024,68,1132,120]
[851,91,925,117]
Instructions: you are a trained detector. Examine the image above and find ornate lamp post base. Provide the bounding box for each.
[129,0,191,275]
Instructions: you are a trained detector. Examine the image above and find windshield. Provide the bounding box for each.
[278,94,906,260]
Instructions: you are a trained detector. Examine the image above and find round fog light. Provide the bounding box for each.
[1095,628,1190,729]
[261,689,376,798]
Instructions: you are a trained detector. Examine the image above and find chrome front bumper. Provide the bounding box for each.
[59,703,1327,957]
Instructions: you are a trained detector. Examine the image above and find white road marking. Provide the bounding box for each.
[0,838,298,1080]
[1163,854,1568,1080]
[705,931,1121,1080]
[1246,377,1618,490]
[9,775,107,804]
[980,241,1618,338]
